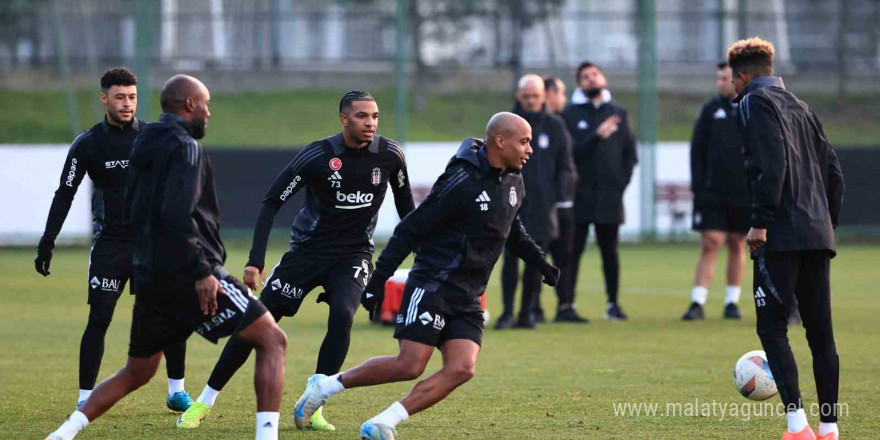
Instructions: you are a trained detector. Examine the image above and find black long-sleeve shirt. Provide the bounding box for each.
[373,138,548,311]
[39,118,143,251]
[246,133,414,270]
[690,95,749,205]
[127,113,225,287]
[735,76,845,255]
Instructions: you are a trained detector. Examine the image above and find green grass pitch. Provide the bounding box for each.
[2,243,878,439]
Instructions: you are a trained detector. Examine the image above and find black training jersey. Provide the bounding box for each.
[39,118,143,250]
[373,138,548,310]
[247,133,414,270]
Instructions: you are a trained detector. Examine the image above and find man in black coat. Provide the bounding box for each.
[562,61,638,321]
[730,37,844,440]
[682,62,750,321]
[495,74,575,329]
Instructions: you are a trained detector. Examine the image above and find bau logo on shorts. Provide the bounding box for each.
[90,276,121,292]
[418,311,445,330]
[271,279,304,299]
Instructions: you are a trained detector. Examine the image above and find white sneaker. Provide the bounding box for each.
[359,420,398,440]
[292,374,327,429]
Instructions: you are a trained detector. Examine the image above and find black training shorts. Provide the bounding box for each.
[128,267,267,358]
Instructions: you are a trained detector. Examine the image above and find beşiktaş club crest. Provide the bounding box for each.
[371,167,382,186]
[509,186,517,206]
[538,133,550,149]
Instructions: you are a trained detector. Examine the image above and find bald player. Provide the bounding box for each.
[292,113,560,440]
[45,75,288,440]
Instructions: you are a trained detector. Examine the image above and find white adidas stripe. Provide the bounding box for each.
[406,288,425,325]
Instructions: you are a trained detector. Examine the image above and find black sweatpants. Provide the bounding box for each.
[500,240,551,319]
[548,207,576,307]
[753,250,839,423]
[571,223,620,304]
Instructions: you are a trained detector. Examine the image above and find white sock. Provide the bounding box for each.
[318,374,346,398]
[370,402,409,428]
[691,286,708,306]
[724,285,742,304]
[168,378,185,395]
[818,422,839,436]
[77,389,91,403]
[49,410,89,440]
[786,408,808,433]
[197,385,221,407]
[255,412,279,440]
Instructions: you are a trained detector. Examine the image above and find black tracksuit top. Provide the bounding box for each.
[126,113,225,287]
[561,99,638,225]
[373,138,548,310]
[690,95,749,206]
[735,76,845,256]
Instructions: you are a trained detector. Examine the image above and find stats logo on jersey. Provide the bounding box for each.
[371,167,382,186]
[105,160,129,169]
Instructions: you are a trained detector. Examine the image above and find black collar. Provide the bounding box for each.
[733,76,785,103]
[328,132,380,155]
[101,116,139,133]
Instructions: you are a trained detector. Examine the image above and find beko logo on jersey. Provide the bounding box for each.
[279,175,302,201]
[335,191,373,209]
[65,158,78,187]
[105,160,129,169]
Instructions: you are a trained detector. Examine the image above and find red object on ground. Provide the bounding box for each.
[380,269,486,324]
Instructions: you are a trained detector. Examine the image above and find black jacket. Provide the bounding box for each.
[126,113,226,288]
[690,95,749,206]
[735,76,845,255]
[373,138,548,311]
[39,118,143,252]
[562,98,638,225]
[512,103,574,241]
[246,133,414,270]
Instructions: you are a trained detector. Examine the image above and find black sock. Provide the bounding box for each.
[206,335,255,391]
[79,303,116,390]
[315,305,355,375]
[163,340,187,381]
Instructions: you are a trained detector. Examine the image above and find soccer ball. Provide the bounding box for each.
[733,350,778,401]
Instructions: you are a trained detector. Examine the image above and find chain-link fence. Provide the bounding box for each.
[2,0,878,75]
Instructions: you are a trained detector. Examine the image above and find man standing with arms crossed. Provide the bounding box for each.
[682,61,749,321]
[562,62,638,321]
[730,38,844,440]
[35,67,191,412]
[45,74,288,440]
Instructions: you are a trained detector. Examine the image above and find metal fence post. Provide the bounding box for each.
[395,0,410,146]
[637,0,657,238]
[133,0,153,120]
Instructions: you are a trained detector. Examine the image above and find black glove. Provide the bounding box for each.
[361,275,387,321]
[540,262,560,287]
[35,241,53,277]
